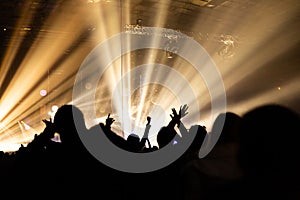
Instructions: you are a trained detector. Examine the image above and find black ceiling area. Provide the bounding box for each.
[0,0,299,152]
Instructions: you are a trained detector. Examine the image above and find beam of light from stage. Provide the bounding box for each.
[0,1,37,120]
[119,0,174,131]
[74,51,210,139]
[18,121,39,143]
[0,1,107,152]
[0,1,35,89]
[0,123,24,152]
[188,0,299,90]
[72,26,228,172]
[226,76,300,116]
[72,25,227,161]
[133,0,172,128]
[222,5,299,91]
[0,121,40,152]
[185,0,299,119]
[216,2,299,116]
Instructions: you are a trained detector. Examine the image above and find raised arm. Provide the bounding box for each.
[178,121,189,137]
[157,105,189,148]
[167,104,189,128]
[99,113,127,149]
[105,113,115,129]
[26,118,56,150]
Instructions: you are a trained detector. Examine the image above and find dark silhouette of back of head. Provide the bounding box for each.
[54,104,87,146]
[157,126,177,148]
[211,112,242,145]
[188,125,207,152]
[126,133,141,152]
[178,112,243,200]
[157,105,189,149]
[238,104,300,199]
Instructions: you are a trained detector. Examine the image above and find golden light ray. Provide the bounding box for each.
[0,1,37,87]
[0,1,299,152]
[227,76,300,116]
[0,1,102,150]
[134,1,173,128]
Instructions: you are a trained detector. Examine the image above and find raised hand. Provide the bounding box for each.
[170,104,189,124]
[179,104,189,118]
[146,116,151,125]
[42,118,53,126]
[42,118,56,139]
[105,113,115,127]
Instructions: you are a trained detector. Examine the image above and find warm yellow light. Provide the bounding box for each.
[0,143,21,152]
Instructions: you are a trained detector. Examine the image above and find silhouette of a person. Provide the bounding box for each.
[238,104,300,200]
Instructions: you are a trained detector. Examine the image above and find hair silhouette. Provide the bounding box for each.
[238,104,300,199]
[179,111,243,200]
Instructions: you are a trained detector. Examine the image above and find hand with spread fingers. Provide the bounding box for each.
[170,104,189,125]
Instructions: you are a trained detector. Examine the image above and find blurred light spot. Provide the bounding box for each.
[24,123,31,130]
[52,105,59,112]
[40,89,47,96]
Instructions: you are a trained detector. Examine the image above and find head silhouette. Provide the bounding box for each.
[211,112,242,145]
[126,133,141,152]
[157,127,177,149]
[188,125,207,151]
[53,104,87,145]
[239,104,300,184]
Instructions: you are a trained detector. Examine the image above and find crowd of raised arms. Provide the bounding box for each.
[0,103,299,199]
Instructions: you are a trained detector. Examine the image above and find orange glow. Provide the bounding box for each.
[0,1,299,152]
